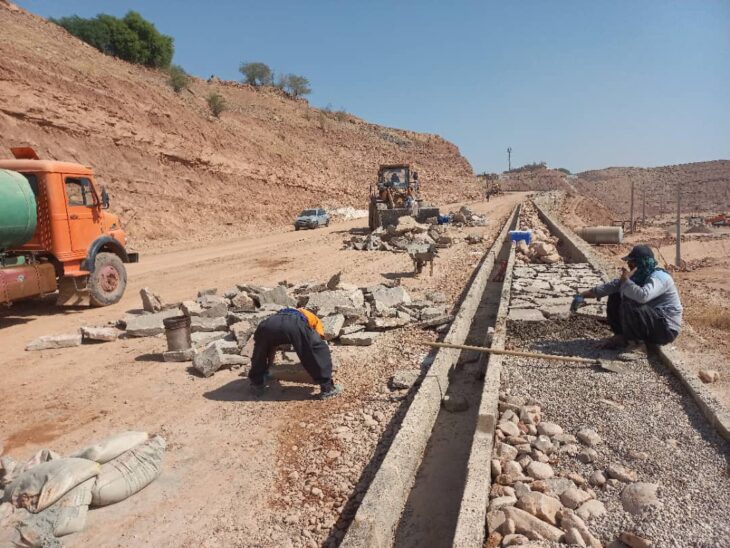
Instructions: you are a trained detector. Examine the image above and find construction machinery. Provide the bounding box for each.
[0,147,138,307]
[705,213,729,227]
[368,164,439,231]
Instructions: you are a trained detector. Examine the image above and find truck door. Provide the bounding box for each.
[64,176,101,254]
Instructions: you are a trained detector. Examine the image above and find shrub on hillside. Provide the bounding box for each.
[239,62,273,86]
[168,64,190,93]
[556,167,571,175]
[206,92,226,118]
[507,162,548,174]
[52,11,174,68]
[282,74,311,97]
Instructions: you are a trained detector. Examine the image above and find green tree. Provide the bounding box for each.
[52,11,174,68]
[239,62,273,86]
[279,74,311,97]
[168,64,190,93]
[206,92,226,118]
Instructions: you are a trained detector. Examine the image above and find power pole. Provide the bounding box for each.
[642,187,646,225]
[629,180,635,233]
[507,147,512,171]
[675,183,681,267]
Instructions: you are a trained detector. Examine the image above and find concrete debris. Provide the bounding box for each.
[122,309,180,337]
[26,333,82,351]
[449,205,487,227]
[139,287,163,312]
[80,326,120,342]
[390,369,421,390]
[163,348,196,362]
[515,201,564,264]
[338,332,379,346]
[698,369,720,383]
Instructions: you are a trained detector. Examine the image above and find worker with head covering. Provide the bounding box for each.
[248,307,342,399]
[571,245,682,349]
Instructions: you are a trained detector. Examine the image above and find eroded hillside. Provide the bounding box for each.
[0,3,479,248]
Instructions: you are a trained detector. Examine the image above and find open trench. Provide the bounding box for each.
[339,199,730,548]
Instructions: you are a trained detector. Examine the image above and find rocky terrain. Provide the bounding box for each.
[502,162,730,222]
[0,2,480,249]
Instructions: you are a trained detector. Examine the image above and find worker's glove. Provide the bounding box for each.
[570,295,586,313]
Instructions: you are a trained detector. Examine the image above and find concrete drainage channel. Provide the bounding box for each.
[340,199,730,547]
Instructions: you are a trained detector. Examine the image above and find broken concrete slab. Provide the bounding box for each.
[193,345,225,377]
[191,331,227,347]
[227,310,275,326]
[341,324,366,335]
[180,300,204,317]
[419,314,454,328]
[367,316,411,330]
[199,302,229,318]
[26,333,82,351]
[326,271,342,290]
[507,308,546,322]
[390,369,421,390]
[197,288,217,297]
[191,316,228,333]
[339,331,379,346]
[369,285,411,309]
[230,292,256,311]
[124,309,180,337]
[256,285,296,307]
[305,289,364,316]
[163,348,196,362]
[322,314,345,341]
[207,339,240,355]
[420,306,449,321]
[229,320,254,345]
[80,326,120,342]
[140,287,163,312]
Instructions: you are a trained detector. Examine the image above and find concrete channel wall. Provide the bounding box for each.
[341,205,521,548]
[452,229,518,547]
[533,201,730,445]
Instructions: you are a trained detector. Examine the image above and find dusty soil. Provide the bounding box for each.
[0,3,481,249]
[0,193,523,547]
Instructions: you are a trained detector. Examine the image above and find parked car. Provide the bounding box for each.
[294,208,330,230]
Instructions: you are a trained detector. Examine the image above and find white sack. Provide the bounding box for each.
[71,431,149,464]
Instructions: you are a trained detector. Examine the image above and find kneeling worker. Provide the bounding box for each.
[572,245,682,348]
[249,307,343,399]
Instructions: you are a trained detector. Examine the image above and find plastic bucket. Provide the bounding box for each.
[163,315,192,351]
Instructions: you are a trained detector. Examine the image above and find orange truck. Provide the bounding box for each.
[705,213,729,227]
[0,147,137,307]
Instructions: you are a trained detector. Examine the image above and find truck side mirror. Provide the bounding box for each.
[101,186,110,209]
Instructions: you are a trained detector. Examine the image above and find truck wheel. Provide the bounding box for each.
[89,252,127,307]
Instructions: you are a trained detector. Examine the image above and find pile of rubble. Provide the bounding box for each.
[345,216,456,252]
[1,431,165,546]
[515,202,562,264]
[448,205,487,227]
[488,393,657,548]
[26,275,453,380]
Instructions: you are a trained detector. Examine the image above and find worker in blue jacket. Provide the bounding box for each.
[572,245,682,349]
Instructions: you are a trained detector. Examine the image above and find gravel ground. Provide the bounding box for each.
[502,303,730,546]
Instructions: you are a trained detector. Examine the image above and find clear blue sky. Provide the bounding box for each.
[16,0,730,173]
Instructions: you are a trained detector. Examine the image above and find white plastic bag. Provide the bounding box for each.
[2,458,99,513]
[71,431,149,464]
[91,436,165,507]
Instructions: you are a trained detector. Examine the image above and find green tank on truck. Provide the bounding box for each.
[0,169,37,249]
[0,147,138,307]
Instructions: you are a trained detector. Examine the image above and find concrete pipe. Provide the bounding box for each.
[577,226,624,244]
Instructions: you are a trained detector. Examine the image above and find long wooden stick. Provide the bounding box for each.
[425,341,599,365]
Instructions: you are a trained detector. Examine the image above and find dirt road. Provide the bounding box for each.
[0,194,522,547]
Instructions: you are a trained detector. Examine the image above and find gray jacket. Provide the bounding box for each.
[593,270,683,334]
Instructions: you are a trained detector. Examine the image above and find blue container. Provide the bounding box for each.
[509,230,532,245]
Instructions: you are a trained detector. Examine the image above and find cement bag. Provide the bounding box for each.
[18,450,61,475]
[2,458,99,513]
[1,456,19,488]
[91,435,165,507]
[50,477,94,537]
[71,431,149,464]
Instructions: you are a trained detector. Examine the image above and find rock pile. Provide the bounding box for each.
[488,393,658,548]
[515,202,562,264]
[345,215,457,252]
[120,275,452,378]
[448,205,487,227]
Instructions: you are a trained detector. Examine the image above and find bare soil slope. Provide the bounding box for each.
[0,3,479,248]
[503,162,730,221]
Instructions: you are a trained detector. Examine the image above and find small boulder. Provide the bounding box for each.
[560,486,592,509]
[577,448,598,464]
[621,482,661,515]
[498,421,521,438]
[442,394,469,413]
[537,422,563,437]
[577,428,602,447]
[501,506,565,543]
[606,463,638,483]
[699,369,720,383]
[526,461,554,480]
[516,491,563,525]
[576,499,607,521]
[390,369,420,390]
[619,531,653,548]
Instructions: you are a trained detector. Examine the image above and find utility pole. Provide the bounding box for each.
[675,183,681,267]
[629,180,635,233]
[642,187,646,225]
[507,147,512,171]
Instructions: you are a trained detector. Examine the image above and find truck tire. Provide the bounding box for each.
[89,252,127,307]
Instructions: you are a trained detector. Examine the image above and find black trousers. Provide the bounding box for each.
[606,293,677,345]
[249,313,333,386]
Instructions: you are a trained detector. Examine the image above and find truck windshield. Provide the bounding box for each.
[301,209,317,216]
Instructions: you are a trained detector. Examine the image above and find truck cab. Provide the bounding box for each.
[0,147,137,306]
